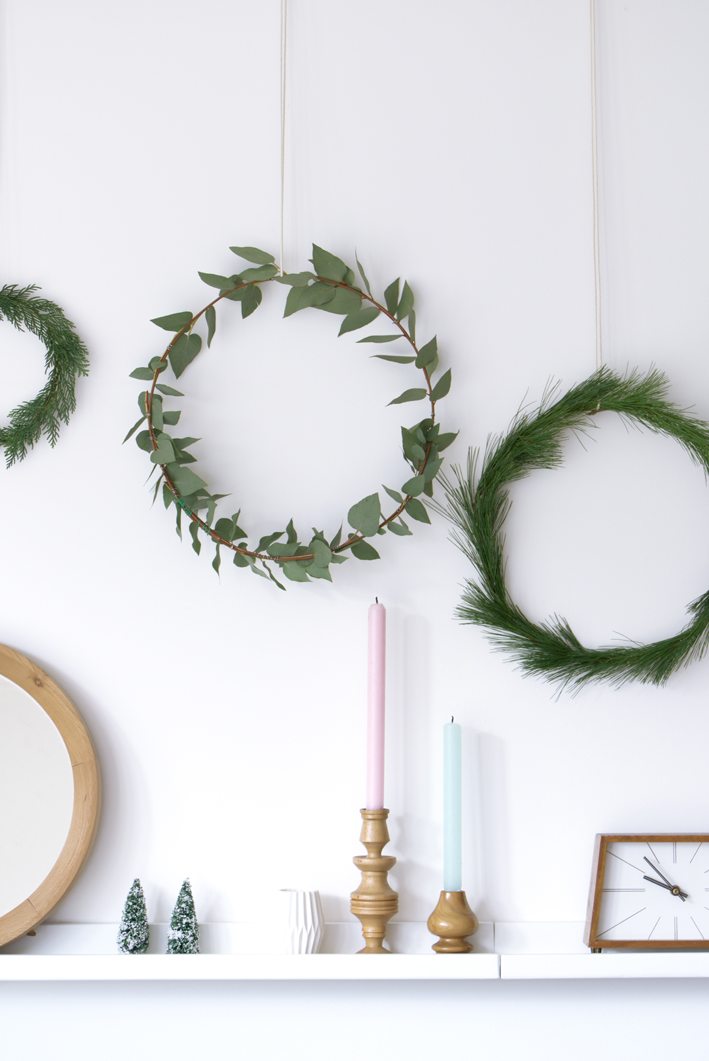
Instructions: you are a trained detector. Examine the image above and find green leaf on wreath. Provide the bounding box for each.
[150,435,176,464]
[168,464,208,496]
[416,337,438,369]
[205,305,217,347]
[151,311,193,332]
[431,369,451,401]
[156,383,184,397]
[256,531,284,553]
[229,246,276,265]
[274,272,314,287]
[383,485,403,503]
[351,540,380,561]
[358,334,403,344]
[387,519,412,536]
[151,395,164,431]
[282,561,310,583]
[123,417,145,443]
[423,457,443,482]
[402,473,425,496]
[348,493,381,537]
[198,272,231,289]
[309,538,332,567]
[384,279,400,314]
[189,521,201,555]
[355,253,372,295]
[310,245,354,284]
[436,431,458,451]
[406,497,430,523]
[317,287,361,316]
[170,333,202,378]
[396,281,414,321]
[339,306,380,335]
[389,388,427,405]
[240,264,278,283]
[212,544,221,575]
[240,285,262,318]
[136,429,152,452]
[373,354,416,363]
[130,367,154,380]
[162,410,181,426]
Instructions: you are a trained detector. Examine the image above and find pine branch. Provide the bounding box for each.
[438,367,709,690]
[0,284,89,465]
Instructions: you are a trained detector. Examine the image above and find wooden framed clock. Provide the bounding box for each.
[585,834,709,951]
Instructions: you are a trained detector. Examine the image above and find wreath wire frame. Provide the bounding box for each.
[127,244,455,588]
[0,284,89,466]
[439,367,709,690]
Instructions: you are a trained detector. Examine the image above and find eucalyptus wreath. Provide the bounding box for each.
[440,368,709,689]
[0,284,89,466]
[127,244,455,588]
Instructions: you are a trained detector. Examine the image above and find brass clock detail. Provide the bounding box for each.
[586,834,709,951]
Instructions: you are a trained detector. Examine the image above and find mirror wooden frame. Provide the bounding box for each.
[0,644,100,947]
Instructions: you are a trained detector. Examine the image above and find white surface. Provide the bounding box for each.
[4,920,709,980]
[0,675,73,916]
[1,0,709,1057]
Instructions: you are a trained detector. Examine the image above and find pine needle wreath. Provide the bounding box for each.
[0,284,89,466]
[127,244,455,588]
[440,367,709,690]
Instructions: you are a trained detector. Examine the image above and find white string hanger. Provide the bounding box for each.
[279,0,288,275]
[589,0,604,371]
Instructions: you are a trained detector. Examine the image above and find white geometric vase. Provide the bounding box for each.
[278,889,324,954]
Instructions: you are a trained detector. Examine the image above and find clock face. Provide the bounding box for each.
[589,836,709,947]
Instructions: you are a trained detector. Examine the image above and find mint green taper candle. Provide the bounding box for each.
[443,718,462,891]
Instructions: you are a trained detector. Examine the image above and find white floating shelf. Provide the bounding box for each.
[496,922,709,980]
[0,953,499,982]
[0,922,499,981]
[3,921,709,981]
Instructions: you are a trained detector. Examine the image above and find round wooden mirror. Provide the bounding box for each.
[0,644,100,947]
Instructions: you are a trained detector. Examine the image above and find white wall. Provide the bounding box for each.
[1,0,709,1055]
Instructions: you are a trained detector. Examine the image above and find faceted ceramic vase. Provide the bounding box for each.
[278,889,324,954]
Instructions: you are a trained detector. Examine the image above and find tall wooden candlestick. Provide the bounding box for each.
[350,808,398,953]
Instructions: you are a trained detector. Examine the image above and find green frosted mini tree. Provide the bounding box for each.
[117,879,149,954]
[167,879,199,954]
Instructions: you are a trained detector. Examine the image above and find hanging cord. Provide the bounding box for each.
[279,0,288,275]
[589,0,603,370]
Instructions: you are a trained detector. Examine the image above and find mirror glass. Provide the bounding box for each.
[0,674,74,917]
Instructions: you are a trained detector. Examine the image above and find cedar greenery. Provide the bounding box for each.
[117,879,150,955]
[440,368,709,690]
[167,879,199,955]
[0,284,89,466]
[127,244,454,588]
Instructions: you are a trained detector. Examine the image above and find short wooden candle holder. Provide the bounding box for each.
[350,808,398,954]
[427,890,478,953]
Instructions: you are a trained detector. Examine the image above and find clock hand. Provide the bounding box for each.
[642,874,688,902]
[643,856,674,888]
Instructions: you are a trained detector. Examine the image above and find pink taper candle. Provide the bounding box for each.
[366,599,386,809]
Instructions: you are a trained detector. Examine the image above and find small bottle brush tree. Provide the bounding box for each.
[167,879,199,954]
[117,879,149,954]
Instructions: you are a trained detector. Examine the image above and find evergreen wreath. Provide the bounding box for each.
[440,367,709,690]
[0,284,89,466]
[127,244,455,588]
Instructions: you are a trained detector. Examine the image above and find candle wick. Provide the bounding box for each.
[451,715,454,723]
[375,596,379,604]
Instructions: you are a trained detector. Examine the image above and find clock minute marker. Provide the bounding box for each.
[607,850,644,874]
[690,842,703,864]
[598,907,647,938]
[648,916,661,940]
[690,916,704,940]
